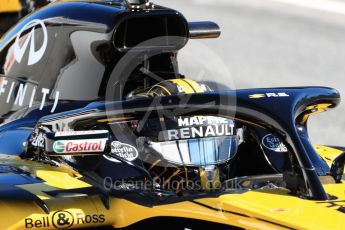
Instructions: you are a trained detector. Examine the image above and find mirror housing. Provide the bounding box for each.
[189,21,221,39]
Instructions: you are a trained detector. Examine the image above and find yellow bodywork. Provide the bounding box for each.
[315,145,343,167]
[0,145,345,229]
[0,0,21,13]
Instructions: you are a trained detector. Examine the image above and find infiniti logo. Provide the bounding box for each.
[14,19,48,66]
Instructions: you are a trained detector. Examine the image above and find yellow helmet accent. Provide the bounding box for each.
[146,78,209,97]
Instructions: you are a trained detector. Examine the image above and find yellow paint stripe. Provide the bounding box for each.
[170,79,195,94]
[315,144,344,167]
[183,78,204,93]
[148,82,172,96]
[156,84,172,95]
[301,103,333,124]
[110,198,291,229]
[97,116,136,123]
[36,170,91,190]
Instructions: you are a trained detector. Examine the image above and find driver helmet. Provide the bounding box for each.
[132,78,243,193]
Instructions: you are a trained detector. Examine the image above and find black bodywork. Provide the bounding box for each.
[0,0,190,152]
[0,0,218,154]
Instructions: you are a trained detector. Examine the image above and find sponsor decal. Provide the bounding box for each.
[177,116,230,126]
[248,94,265,99]
[262,134,288,153]
[24,211,105,229]
[31,132,46,148]
[25,216,50,229]
[14,19,48,66]
[249,92,290,99]
[160,116,235,141]
[110,141,138,161]
[53,141,66,153]
[53,139,106,154]
[3,20,59,112]
[317,200,345,214]
[52,211,74,229]
[0,79,60,113]
[55,130,108,137]
[0,19,60,113]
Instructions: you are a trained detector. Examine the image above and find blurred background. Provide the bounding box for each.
[156,0,345,146]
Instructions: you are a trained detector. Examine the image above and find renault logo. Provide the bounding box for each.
[14,19,48,66]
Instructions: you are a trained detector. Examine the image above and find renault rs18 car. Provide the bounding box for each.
[0,0,345,229]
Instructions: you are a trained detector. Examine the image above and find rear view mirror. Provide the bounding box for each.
[189,21,221,39]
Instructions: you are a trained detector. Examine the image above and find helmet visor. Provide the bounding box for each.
[147,135,238,167]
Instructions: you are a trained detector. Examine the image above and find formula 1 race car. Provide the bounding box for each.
[0,0,345,229]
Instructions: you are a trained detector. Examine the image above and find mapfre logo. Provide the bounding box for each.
[14,19,48,65]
